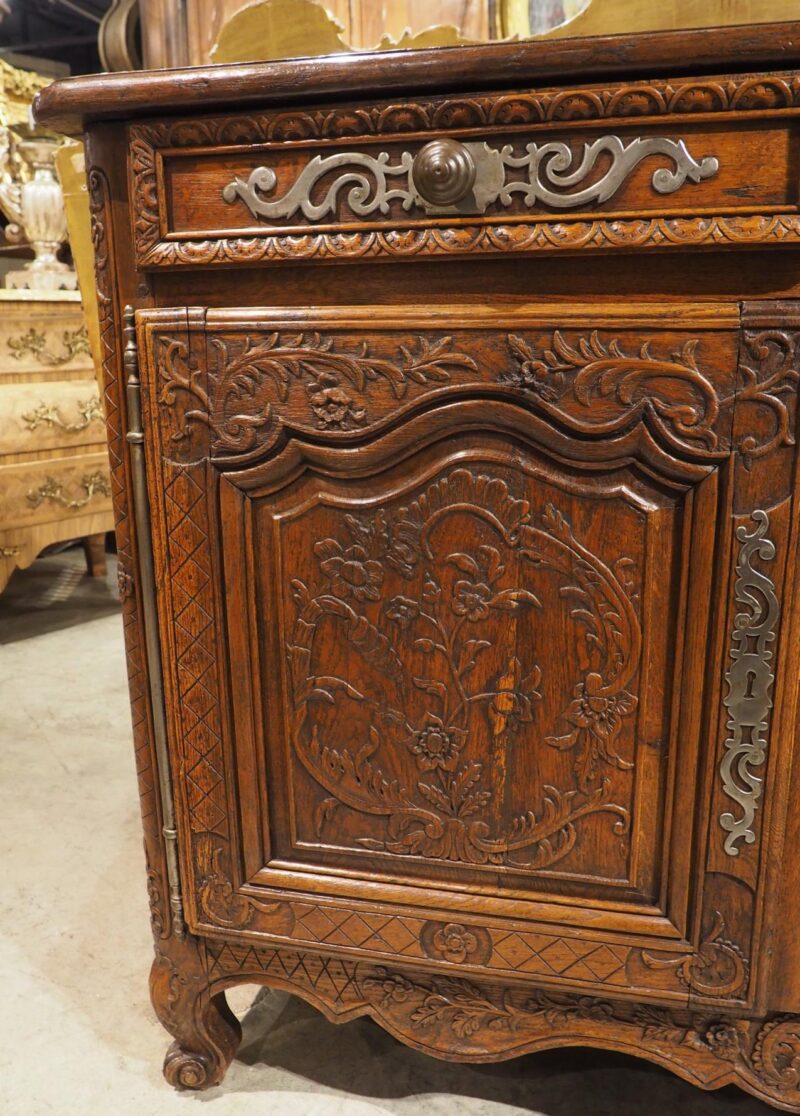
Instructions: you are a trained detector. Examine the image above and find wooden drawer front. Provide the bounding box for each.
[136,299,793,1010]
[0,451,112,528]
[131,73,800,268]
[0,380,104,456]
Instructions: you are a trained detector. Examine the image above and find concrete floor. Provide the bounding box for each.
[0,558,773,1115]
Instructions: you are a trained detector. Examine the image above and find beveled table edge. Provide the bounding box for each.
[34,20,800,136]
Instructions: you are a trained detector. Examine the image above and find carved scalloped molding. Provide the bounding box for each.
[130,72,800,268]
[198,940,800,1111]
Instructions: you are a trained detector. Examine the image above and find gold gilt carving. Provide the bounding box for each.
[8,325,91,366]
[27,471,111,510]
[22,395,103,434]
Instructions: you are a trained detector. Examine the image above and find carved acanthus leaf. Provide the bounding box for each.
[737,329,799,467]
[641,912,749,999]
[503,330,722,453]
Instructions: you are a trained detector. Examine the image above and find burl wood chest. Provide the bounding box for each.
[35,23,800,1109]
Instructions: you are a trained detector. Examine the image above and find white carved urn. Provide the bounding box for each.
[0,134,77,290]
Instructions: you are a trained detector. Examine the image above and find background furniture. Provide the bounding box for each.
[503,0,800,36]
[0,290,113,593]
[36,20,800,1112]
[136,0,491,67]
[130,0,800,68]
[0,52,112,595]
[55,141,104,392]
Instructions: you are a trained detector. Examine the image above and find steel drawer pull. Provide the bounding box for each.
[221,135,719,223]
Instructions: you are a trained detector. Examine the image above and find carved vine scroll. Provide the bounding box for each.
[641,912,749,999]
[737,329,800,468]
[154,323,741,463]
[201,937,800,1109]
[502,330,723,453]
[157,331,477,454]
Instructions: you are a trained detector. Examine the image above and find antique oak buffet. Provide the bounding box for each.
[35,23,800,1109]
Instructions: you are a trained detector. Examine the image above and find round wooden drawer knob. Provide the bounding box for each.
[412,139,476,206]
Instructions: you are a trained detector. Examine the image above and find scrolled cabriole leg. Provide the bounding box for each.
[150,934,242,1091]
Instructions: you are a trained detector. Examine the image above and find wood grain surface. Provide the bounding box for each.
[40,29,800,1110]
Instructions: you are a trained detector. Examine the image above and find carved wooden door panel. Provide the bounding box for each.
[137,300,794,1011]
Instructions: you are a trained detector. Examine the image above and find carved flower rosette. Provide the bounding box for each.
[286,466,641,878]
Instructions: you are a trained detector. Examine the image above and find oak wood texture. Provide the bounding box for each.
[0,293,113,593]
[127,91,800,268]
[33,22,800,136]
[37,29,800,1111]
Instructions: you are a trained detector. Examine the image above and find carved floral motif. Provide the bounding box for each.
[420,920,493,966]
[157,331,476,453]
[287,467,639,870]
[431,924,480,964]
[363,968,625,1037]
[197,939,800,1108]
[704,1016,800,1102]
[358,964,800,1106]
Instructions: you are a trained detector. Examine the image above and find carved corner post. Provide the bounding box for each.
[125,306,243,1087]
[730,303,800,1026]
[87,148,241,1088]
[86,156,173,941]
[123,306,184,938]
[688,302,800,1096]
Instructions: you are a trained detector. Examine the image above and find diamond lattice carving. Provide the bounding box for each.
[162,462,228,836]
[490,930,630,984]
[205,944,362,1006]
[291,903,425,959]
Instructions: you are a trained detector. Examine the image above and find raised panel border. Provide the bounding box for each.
[135,300,761,1012]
